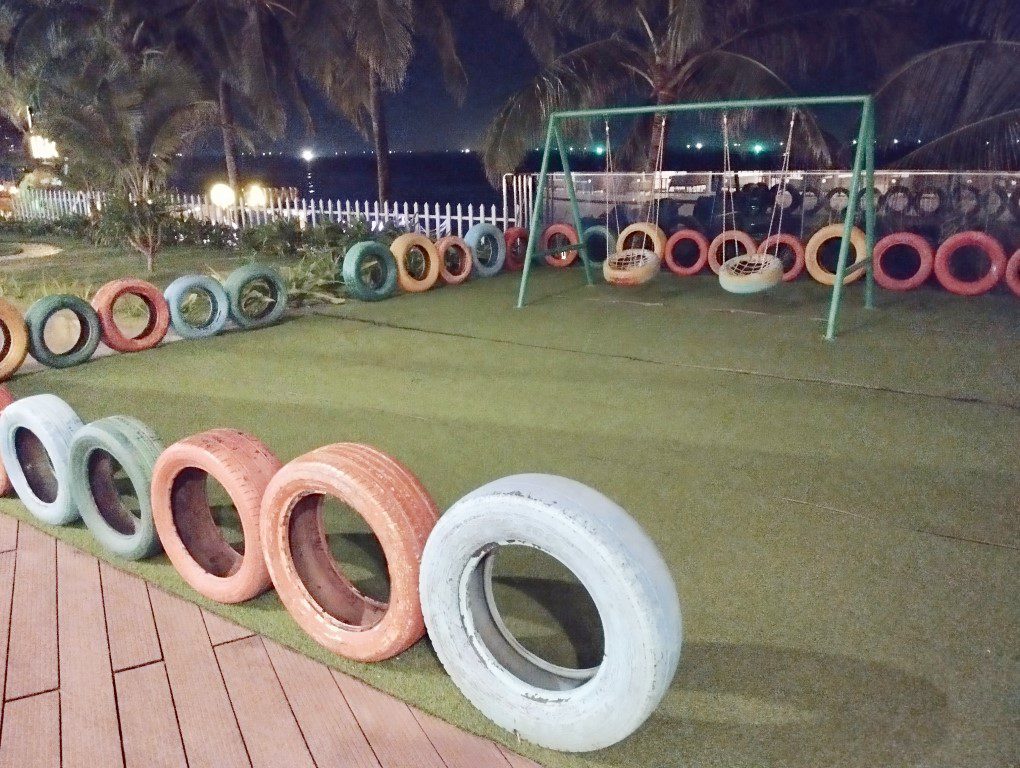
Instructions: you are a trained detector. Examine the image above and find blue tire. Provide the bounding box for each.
[581,225,617,265]
[224,263,288,328]
[342,241,399,301]
[164,275,229,339]
[466,223,506,277]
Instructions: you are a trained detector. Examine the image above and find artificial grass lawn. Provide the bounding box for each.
[3,268,1018,767]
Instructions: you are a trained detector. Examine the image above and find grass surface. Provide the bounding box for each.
[2,267,1017,768]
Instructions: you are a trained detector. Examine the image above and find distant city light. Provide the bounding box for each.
[594,144,605,156]
[462,148,472,153]
[695,142,703,150]
[300,148,315,162]
[209,182,236,208]
[893,139,899,144]
[752,143,765,154]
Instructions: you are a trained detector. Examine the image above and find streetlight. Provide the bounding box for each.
[209,182,236,208]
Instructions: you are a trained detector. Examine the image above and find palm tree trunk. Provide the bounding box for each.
[369,69,391,203]
[647,112,671,172]
[219,76,239,191]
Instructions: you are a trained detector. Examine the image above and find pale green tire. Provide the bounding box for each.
[224,263,288,329]
[342,241,399,301]
[69,415,164,560]
[25,294,102,369]
[466,223,507,277]
[581,225,617,265]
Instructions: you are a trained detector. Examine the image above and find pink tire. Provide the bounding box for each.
[873,232,934,291]
[934,232,1006,296]
[757,234,805,282]
[708,230,756,274]
[542,224,579,268]
[1004,249,1020,298]
[663,230,708,276]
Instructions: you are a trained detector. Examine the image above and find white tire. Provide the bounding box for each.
[0,394,83,524]
[420,474,681,752]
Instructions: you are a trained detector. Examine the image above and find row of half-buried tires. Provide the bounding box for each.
[537,220,1020,296]
[0,389,680,753]
[0,263,288,382]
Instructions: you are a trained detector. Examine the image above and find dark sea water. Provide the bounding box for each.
[170,152,504,206]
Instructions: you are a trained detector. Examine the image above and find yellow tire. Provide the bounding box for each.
[804,224,867,285]
[0,300,28,382]
[618,223,667,257]
[390,233,441,293]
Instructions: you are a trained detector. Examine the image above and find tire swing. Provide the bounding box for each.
[933,231,1006,296]
[603,117,666,286]
[0,299,29,382]
[25,294,102,369]
[436,236,473,285]
[420,474,682,752]
[260,443,440,662]
[873,232,934,291]
[91,278,171,353]
[390,233,440,292]
[715,111,794,294]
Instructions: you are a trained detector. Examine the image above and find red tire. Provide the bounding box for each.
[504,227,529,272]
[260,443,439,662]
[757,234,805,282]
[542,224,579,268]
[708,230,756,274]
[934,231,1006,296]
[663,230,708,276]
[1005,249,1020,298]
[91,278,170,353]
[436,236,472,285]
[0,386,13,496]
[873,232,934,291]
[151,429,281,604]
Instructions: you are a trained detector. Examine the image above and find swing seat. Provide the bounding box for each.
[718,253,783,294]
[604,248,661,286]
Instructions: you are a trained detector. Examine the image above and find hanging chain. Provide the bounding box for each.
[764,110,798,260]
[721,113,737,259]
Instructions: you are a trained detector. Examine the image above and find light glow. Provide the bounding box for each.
[29,134,58,160]
[301,148,315,162]
[244,183,268,208]
[209,182,236,208]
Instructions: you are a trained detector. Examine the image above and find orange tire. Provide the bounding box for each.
[708,230,757,274]
[0,386,13,496]
[151,429,281,603]
[436,236,472,285]
[804,224,867,285]
[933,231,1006,296]
[618,223,667,257]
[873,232,934,291]
[0,300,28,382]
[260,443,439,662]
[1006,249,1020,298]
[504,227,529,271]
[91,278,171,353]
[390,233,441,292]
[757,233,805,282]
[663,230,708,276]
[542,224,579,268]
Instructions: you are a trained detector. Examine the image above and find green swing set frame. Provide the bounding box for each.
[515,95,878,341]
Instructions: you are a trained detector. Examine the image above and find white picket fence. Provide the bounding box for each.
[8,187,519,239]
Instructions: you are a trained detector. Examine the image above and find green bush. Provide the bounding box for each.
[238,219,303,259]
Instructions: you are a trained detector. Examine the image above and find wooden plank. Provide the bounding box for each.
[498,745,547,768]
[202,609,253,646]
[263,640,381,768]
[411,708,513,768]
[115,662,188,768]
[147,585,250,768]
[0,690,60,768]
[101,562,161,671]
[56,542,123,768]
[0,517,15,553]
[215,637,315,768]
[5,524,57,700]
[0,553,14,729]
[331,671,446,768]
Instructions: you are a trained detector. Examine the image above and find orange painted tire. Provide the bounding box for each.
[91,278,171,353]
[0,386,13,496]
[390,233,441,292]
[436,236,472,285]
[933,231,1007,296]
[804,224,867,285]
[873,232,934,291]
[663,230,709,276]
[542,224,579,268]
[708,230,756,275]
[757,234,805,282]
[0,300,28,382]
[504,227,528,271]
[618,223,667,257]
[151,429,280,603]
[260,443,439,662]
[1006,249,1020,298]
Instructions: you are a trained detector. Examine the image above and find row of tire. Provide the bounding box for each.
[0,389,679,753]
[539,221,1020,296]
[0,263,288,381]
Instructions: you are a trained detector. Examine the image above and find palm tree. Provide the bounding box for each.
[483,0,916,182]
[289,0,467,202]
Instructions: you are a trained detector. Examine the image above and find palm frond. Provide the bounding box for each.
[416,0,468,104]
[890,109,1020,169]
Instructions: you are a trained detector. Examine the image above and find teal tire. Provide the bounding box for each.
[466,223,507,277]
[69,415,164,560]
[164,275,229,339]
[342,241,399,301]
[224,263,288,329]
[0,394,83,524]
[25,294,101,369]
[581,225,617,265]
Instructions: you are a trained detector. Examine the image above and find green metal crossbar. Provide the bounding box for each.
[516,95,878,341]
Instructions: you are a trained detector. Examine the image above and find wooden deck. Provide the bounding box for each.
[0,517,541,768]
